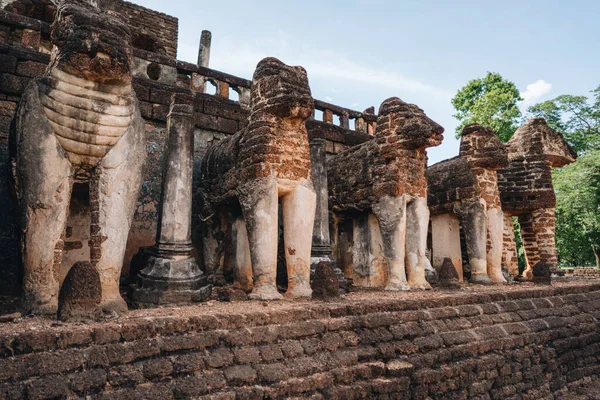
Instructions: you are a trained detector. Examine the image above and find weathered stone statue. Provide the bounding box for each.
[328,98,443,290]
[498,118,577,277]
[199,57,316,300]
[10,0,145,314]
[427,124,508,284]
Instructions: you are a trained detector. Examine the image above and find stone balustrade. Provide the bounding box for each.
[313,99,377,135]
[176,60,253,107]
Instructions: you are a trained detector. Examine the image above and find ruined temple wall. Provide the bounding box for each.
[0,9,372,293]
[1,0,178,58]
[1,283,600,399]
[104,0,179,58]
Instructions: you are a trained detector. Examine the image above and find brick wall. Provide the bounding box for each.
[105,0,179,58]
[1,283,599,399]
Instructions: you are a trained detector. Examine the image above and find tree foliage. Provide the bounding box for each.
[451,72,522,142]
[553,150,600,267]
[529,86,600,267]
[528,86,600,153]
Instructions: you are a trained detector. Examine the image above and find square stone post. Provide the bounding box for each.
[197,30,211,68]
[130,93,211,307]
[309,138,346,289]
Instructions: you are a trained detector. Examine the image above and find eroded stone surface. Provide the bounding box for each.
[10,0,145,314]
[199,57,316,300]
[427,124,508,285]
[311,261,340,301]
[328,97,443,291]
[1,282,599,399]
[533,261,552,285]
[498,118,577,276]
[437,257,461,290]
[57,261,102,322]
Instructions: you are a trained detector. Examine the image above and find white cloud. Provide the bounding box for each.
[324,96,333,102]
[178,33,451,102]
[520,80,552,109]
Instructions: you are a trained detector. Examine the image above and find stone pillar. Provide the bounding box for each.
[197,30,212,68]
[130,93,211,307]
[309,139,346,288]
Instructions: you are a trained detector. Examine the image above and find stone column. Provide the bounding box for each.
[130,93,211,307]
[197,30,212,68]
[309,138,346,288]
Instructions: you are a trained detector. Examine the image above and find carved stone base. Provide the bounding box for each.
[129,247,212,308]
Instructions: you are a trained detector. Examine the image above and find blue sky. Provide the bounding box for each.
[133,0,599,163]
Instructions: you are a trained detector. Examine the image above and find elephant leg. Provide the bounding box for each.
[238,177,282,300]
[13,84,73,314]
[281,180,316,298]
[405,197,431,290]
[19,152,72,315]
[531,208,559,272]
[373,195,410,291]
[486,207,506,283]
[93,133,144,312]
[232,216,253,292]
[461,202,493,285]
[201,215,225,285]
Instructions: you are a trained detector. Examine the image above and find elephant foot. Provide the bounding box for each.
[101,294,128,314]
[233,281,253,294]
[385,280,411,291]
[469,274,494,286]
[409,280,432,290]
[25,299,58,316]
[248,285,283,301]
[285,284,312,299]
[488,272,507,284]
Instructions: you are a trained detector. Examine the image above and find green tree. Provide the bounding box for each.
[553,150,600,267]
[451,72,522,142]
[528,86,600,153]
[529,86,600,267]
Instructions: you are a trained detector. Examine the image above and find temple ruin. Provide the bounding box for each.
[498,118,577,277]
[198,57,316,300]
[427,124,508,284]
[328,98,443,290]
[0,1,597,399]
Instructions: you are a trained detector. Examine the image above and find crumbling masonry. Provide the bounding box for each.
[198,58,317,300]
[0,1,598,399]
[498,117,577,277]
[327,98,443,290]
[427,124,508,284]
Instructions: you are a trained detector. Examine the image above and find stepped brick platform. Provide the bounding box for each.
[565,268,600,278]
[1,281,600,399]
